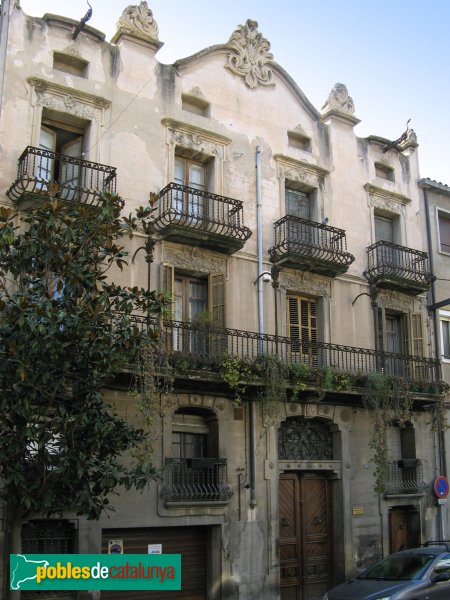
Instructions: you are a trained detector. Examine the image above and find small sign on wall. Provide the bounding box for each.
[352,506,364,516]
[148,544,162,554]
[108,539,123,554]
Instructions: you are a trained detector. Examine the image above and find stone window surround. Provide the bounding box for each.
[439,309,450,363]
[365,183,411,248]
[28,77,110,165]
[436,206,450,256]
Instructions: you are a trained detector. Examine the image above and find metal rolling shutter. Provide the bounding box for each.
[101,526,207,599]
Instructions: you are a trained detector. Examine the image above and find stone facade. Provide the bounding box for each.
[0,3,448,599]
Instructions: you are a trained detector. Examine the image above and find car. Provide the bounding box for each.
[323,541,450,600]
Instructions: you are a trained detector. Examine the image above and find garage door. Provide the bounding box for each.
[101,526,207,599]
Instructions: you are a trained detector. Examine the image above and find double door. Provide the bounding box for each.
[279,473,332,600]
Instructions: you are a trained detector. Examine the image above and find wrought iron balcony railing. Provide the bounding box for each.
[364,241,433,295]
[7,146,117,206]
[130,316,440,384]
[151,182,252,253]
[385,459,427,495]
[269,215,355,276]
[163,458,233,503]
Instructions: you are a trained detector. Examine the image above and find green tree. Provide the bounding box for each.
[0,194,166,572]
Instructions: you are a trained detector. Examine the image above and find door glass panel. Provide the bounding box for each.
[173,158,185,212]
[37,127,56,186]
[188,163,205,217]
[59,137,82,200]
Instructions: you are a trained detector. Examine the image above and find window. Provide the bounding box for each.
[172,411,209,459]
[438,211,450,253]
[285,188,311,220]
[53,51,88,78]
[181,94,210,117]
[375,214,394,243]
[22,520,75,554]
[174,157,206,217]
[376,309,423,374]
[287,295,318,364]
[287,130,311,152]
[375,162,395,182]
[440,311,450,360]
[36,114,89,201]
[162,265,225,354]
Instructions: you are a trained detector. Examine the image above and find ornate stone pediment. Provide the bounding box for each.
[163,244,227,275]
[113,1,162,47]
[364,184,411,216]
[322,83,355,115]
[280,270,330,297]
[28,77,110,122]
[162,118,230,161]
[274,155,328,191]
[377,290,415,312]
[225,19,275,90]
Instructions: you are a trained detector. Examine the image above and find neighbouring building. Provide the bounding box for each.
[0,2,449,599]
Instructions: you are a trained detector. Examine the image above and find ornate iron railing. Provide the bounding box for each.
[385,459,427,495]
[152,182,252,242]
[364,241,433,290]
[129,316,440,384]
[7,146,117,205]
[163,458,233,503]
[269,215,355,268]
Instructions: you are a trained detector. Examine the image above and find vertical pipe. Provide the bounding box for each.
[249,399,257,509]
[256,146,264,338]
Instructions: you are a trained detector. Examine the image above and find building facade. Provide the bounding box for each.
[0,3,448,599]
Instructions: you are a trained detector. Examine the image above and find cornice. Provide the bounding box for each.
[161,118,231,146]
[363,183,411,205]
[273,154,329,177]
[27,77,111,109]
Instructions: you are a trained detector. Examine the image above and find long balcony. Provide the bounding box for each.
[364,241,433,295]
[7,146,117,206]
[163,458,233,504]
[132,317,440,386]
[385,459,427,496]
[269,215,355,277]
[152,182,252,254]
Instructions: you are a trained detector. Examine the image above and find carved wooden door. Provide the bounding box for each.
[279,473,332,600]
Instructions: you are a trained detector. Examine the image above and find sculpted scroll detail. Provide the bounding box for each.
[115,2,160,42]
[225,19,275,90]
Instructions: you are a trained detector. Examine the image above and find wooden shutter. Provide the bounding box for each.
[209,273,225,328]
[161,264,174,351]
[209,273,225,356]
[375,215,394,242]
[409,314,423,357]
[285,188,311,220]
[288,296,317,363]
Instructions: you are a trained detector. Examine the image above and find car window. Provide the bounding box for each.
[359,554,435,581]
[434,555,450,576]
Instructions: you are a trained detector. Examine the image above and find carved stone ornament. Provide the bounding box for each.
[115,1,160,43]
[377,290,414,313]
[163,244,227,275]
[322,83,355,115]
[30,79,109,122]
[278,417,333,461]
[278,164,324,192]
[225,19,275,90]
[365,184,410,217]
[280,270,330,297]
[168,128,225,160]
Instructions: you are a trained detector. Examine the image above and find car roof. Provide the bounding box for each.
[394,545,450,557]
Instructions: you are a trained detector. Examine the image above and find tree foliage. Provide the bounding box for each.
[0,194,166,521]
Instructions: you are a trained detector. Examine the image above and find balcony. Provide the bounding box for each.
[151,182,252,254]
[269,215,354,277]
[130,316,440,386]
[7,146,117,206]
[163,458,233,505]
[364,241,433,295]
[385,459,427,496]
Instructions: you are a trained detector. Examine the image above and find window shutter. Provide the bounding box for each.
[375,306,385,352]
[285,189,311,220]
[409,313,423,357]
[209,273,225,328]
[162,263,174,318]
[288,296,317,362]
[400,426,416,460]
[375,215,394,243]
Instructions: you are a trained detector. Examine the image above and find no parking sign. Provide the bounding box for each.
[434,475,449,498]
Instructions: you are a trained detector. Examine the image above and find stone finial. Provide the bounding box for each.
[399,128,418,152]
[225,19,275,90]
[112,2,161,47]
[322,83,355,115]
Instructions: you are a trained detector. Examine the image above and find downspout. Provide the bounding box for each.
[422,184,446,541]
[0,0,11,120]
[248,146,263,510]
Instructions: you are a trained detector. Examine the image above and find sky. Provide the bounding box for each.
[19,0,450,184]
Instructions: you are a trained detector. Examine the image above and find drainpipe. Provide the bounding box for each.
[0,0,11,120]
[248,146,264,511]
[256,146,264,338]
[422,184,447,540]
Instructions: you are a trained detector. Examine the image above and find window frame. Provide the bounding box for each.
[437,208,450,255]
[439,309,450,362]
